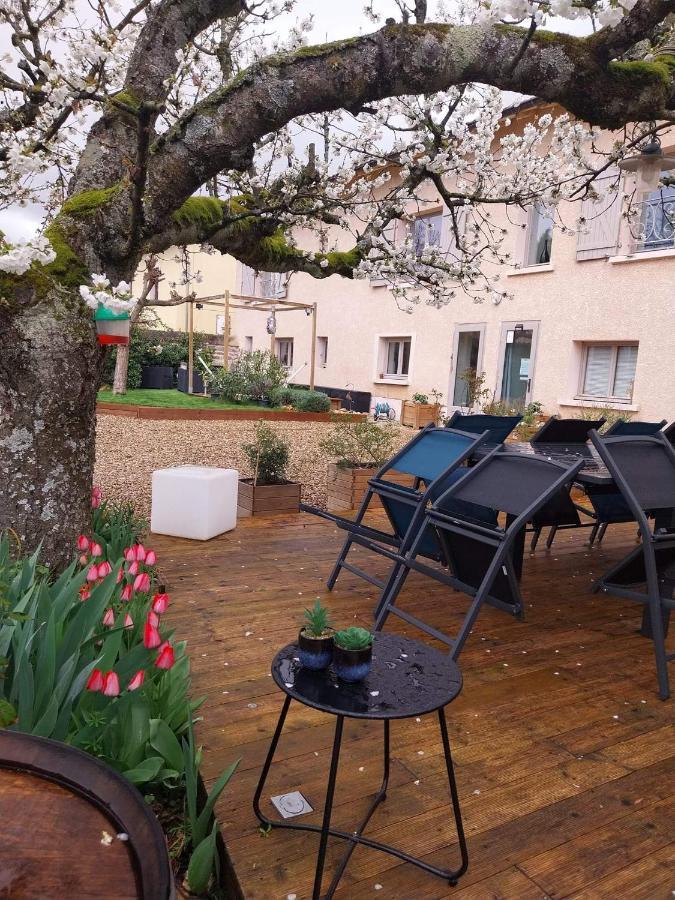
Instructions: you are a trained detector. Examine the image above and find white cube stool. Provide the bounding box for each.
[151,466,238,540]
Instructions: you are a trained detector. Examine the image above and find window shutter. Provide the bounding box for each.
[583,346,611,396]
[576,170,622,261]
[240,264,256,296]
[613,345,638,399]
[440,206,467,262]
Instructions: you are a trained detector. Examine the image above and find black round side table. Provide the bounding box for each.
[253,632,468,899]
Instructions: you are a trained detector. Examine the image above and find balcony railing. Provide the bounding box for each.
[635,195,675,252]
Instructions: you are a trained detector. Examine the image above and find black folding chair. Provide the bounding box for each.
[589,431,675,700]
[301,425,489,596]
[604,419,667,436]
[528,416,606,551]
[445,411,522,445]
[373,448,584,657]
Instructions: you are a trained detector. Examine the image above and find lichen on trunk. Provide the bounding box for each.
[0,290,100,568]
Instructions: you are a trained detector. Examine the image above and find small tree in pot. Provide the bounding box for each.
[298,600,334,670]
[238,422,301,516]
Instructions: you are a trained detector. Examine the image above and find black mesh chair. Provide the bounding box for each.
[528,416,606,551]
[445,411,522,445]
[604,419,667,436]
[373,448,583,657]
[589,431,675,700]
[301,425,489,596]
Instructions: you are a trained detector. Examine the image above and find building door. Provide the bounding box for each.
[497,322,539,407]
[449,325,485,409]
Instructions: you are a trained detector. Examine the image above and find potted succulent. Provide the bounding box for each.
[333,626,374,682]
[319,418,404,512]
[402,389,443,429]
[238,422,301,516]
[298,600,334,670]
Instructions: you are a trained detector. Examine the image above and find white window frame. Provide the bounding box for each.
[215,315,225,336]
[411,210,443,258]
[495,320,540,405]
[275,338,294,369]
[523,203,554,268]
[577,342,638,403]
[243,335,253,353]
[448,324,487,411]
[316,335,328,367]
[374,334,413,384]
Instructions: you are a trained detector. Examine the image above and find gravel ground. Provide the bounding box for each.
[95,415,409,516]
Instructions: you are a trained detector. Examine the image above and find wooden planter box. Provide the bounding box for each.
[327,463,415,512]
[401,401,440,429]
[238,479,301,517]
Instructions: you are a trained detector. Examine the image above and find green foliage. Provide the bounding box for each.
[102,326,213,390]
[230,350,287,402]
[521,401,543,425]
[460,369,491,411]
[334,627,373,651]
[242,421,291,485]
[411,392,429,404]
[207,367,248,403]
[574,405,632,432]
[303,600,332,637]
[319,418,397,468]
[92,499,147,560]
[291,389,331,412]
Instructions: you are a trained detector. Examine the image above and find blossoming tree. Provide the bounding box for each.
[0,0,673,563]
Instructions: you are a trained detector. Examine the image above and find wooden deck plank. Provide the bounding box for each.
[155,512,675,899]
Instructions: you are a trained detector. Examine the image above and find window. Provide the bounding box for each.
[384,338,411,379]
[639,174,675,251]
[244,335,253,352]
[412,212,443,258]
[275,338,293,369]
[581,344,638,401]
[316,336,328,367]
[525,203,554,266]
[215,315,224,336]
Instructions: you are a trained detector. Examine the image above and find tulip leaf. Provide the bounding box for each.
[122,755,164,786]
[32,694,59,738]
[186,822,218,895]
[193,758,240,847]
[149,718,184,773]
[0,699,17,728]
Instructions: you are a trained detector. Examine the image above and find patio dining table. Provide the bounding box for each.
[473,441,613,486]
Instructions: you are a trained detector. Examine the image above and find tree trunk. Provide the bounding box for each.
[113,343,130,394]
[0,292,100,569]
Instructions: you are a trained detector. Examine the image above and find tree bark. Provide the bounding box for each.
[112,344,130,394]
[0,292,100,568]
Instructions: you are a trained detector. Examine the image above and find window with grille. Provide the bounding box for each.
[580,344,638,401]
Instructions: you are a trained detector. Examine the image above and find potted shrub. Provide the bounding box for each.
[298,600,334,670]
[333,627,374,682]
[402,389,443,429]
[238,422,301,516]
[319,418,408,512]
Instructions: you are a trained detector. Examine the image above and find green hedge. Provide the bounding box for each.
[269,386,331,412]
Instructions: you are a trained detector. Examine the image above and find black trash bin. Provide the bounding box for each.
[140,365,174,389]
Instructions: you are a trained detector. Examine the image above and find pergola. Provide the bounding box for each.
[179,290,319,393]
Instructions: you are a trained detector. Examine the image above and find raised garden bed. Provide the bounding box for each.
[98,402,367,423]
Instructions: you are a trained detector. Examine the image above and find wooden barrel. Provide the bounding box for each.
[0,732,174,899]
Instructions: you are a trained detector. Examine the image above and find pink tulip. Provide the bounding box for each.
[133,572,150,593]
[121,583,133,602]
[124,612,134,629]
[90,542,103,558]
[86,565,99,583]
[124,547,136,562]
[91,486,102,509]
[102,608,115,628]
[86,668,104,692]
[79,586,90,602]
[116,566,124,584]
[155,643,175,670]
[135,543,146,562]
[102,671,120,696]
[76,535,90,552]
[152,593,170,615]
[144,622,162,649]
[128,670,145,691]
[145,549,157,567]
[97,561,112,579]
[127,561,139,576]
[79,554,88,566]
[147,610,159,628]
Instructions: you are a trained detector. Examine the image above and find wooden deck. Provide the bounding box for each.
[154,513,674,900]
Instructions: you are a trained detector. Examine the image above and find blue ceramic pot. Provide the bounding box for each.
[333,643,373,682]
[298,629,334,670]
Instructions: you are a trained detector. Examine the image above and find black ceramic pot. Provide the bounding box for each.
[333,643,373,682]
[298,628,334,670]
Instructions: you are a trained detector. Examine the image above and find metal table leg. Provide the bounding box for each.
[313,715,344,899]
